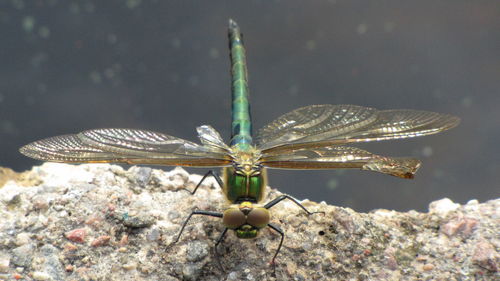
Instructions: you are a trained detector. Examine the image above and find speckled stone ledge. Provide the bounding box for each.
[0,163,498,281]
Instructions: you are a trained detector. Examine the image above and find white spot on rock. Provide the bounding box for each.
[428,198,460,215]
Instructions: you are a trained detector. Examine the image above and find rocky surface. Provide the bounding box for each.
[0,163,498,281]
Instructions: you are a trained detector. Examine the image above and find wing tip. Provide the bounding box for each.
[19,146,31,160]
[19,147,43,162]
[363,157,421,179]
[19,143,47,161]
[447,114,461,130]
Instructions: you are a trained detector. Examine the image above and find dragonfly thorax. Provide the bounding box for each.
[223,202,270,239]
[230,147,262,175]
[223,147,268,204]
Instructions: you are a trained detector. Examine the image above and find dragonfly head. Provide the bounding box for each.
[223,202,270,239]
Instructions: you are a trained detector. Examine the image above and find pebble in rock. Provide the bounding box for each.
[0,256,10,273]
[121,213,154,228]
[32,271,50,280]
[15,233,31,246]
[11,244,35,267]
[39,244,65,281]
[182,264,203,281]
[146,227,160,241]
[131,167,152,187]
[429,198,460,215]
[186,241,209,262]
[91,235,111,247]
[0,186,21,205]
[65,228,86,243]
[472,241,499,272]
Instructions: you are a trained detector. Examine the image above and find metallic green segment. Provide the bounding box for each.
[236,226,259,239]
[228,19,252,148]
[222,167,267,203]
[224,169,247,202]
[248,175,265,201]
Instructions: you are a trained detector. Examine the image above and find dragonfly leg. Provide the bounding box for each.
[172,210,223,243]
[214,228,228,272]
[267,223,284,267]
[186,170,224,195]
[263,194,321,215]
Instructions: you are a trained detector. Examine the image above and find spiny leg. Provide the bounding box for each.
[263,194,322,215]
[214,228,229,272]
[267,223,284,266]
[263,194,322,267]
[172,210,223,244]
[184,170,224,195]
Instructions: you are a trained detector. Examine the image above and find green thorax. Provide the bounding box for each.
[228,19,252,150]
[222,166,267,204]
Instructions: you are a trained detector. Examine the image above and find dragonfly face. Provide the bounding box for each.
[223,202,270,239]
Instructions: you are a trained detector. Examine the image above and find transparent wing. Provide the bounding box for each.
[256,105,377,150]
[19,128,232,167]
[256,105,460,153]
[261,146,421,179]
[196,125,230,152]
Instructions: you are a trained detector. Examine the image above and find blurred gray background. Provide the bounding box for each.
[1,0,498,212]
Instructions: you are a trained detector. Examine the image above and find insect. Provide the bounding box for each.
[20,19,459,268]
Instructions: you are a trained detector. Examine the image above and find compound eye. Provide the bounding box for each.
[246,207,270,229]
[223,208,246,229]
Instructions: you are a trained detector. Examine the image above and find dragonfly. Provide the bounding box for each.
[20,19,460,268]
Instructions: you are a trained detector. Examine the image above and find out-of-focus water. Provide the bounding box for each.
[1,1,498,212]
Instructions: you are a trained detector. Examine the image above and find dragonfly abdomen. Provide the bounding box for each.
[228,19,252,148]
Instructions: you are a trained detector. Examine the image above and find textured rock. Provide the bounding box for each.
[38,244,65,281]
[11,244,35,267]
[0,163,498,280]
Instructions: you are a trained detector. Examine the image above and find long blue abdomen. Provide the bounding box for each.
[228,19,252,149]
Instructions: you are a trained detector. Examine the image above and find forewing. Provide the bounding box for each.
[256,105,459,153]
[341,109,460,142]
[261,146,421,179]
[19,128,232,167]
[256,105,378,151]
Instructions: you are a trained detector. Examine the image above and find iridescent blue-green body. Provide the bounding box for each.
[224,20,267,211]
[228,19,252,150]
